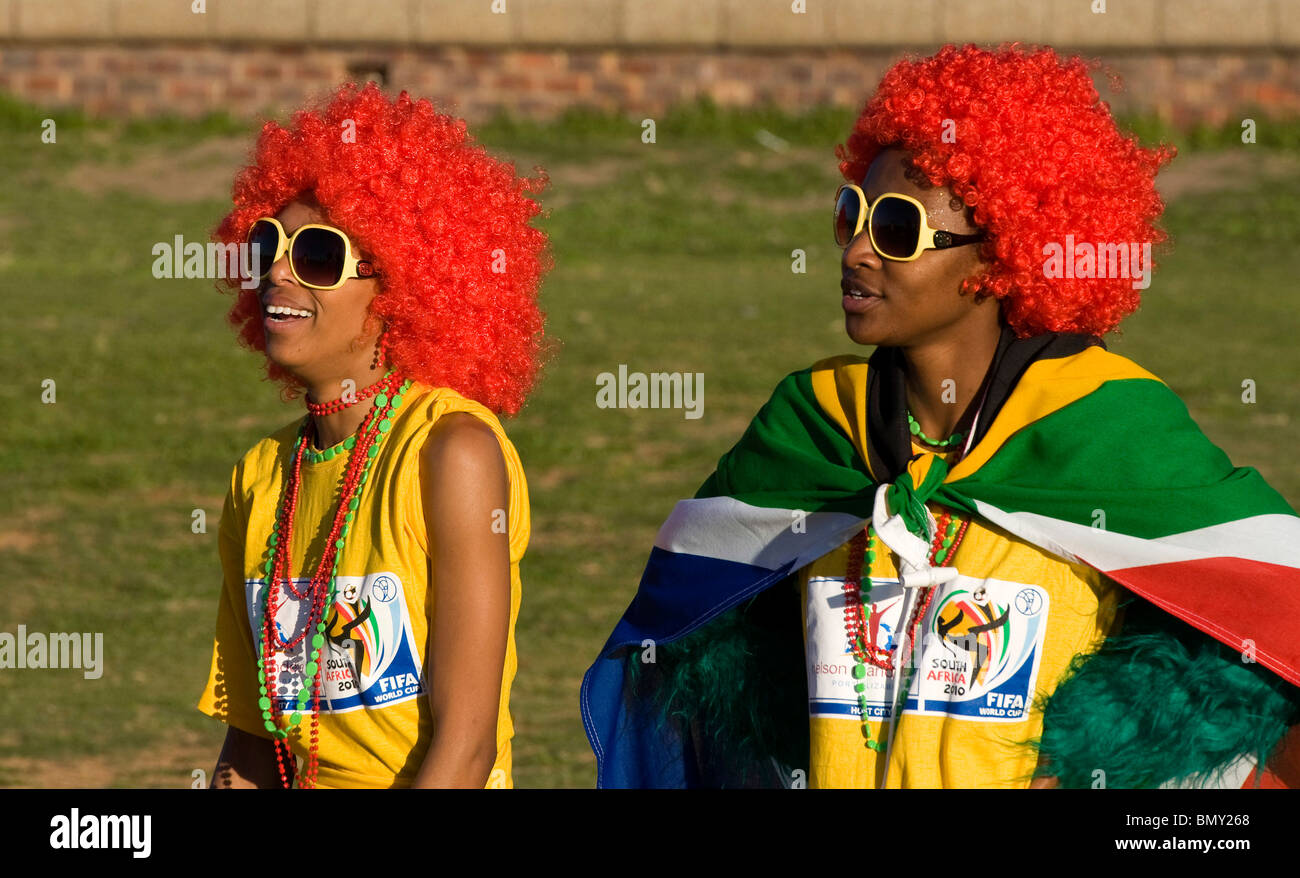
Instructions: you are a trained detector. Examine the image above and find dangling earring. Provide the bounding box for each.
[370,329,388,371]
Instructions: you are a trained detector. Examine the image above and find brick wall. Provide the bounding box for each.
[0,0,1297,124]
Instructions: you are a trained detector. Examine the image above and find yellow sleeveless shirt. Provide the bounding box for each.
[198,382,528,788]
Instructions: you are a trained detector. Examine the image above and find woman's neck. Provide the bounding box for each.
[305,365,392,449]
[901,325,1002,448]
[312,397,379,450]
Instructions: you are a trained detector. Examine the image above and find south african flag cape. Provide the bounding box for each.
[580,328,1300,788]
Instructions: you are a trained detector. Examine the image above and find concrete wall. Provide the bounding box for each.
[3,0,1297,48]
[0,0,1296,123]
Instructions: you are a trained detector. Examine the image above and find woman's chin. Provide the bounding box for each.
[844,314,888,347]
[262,344,306,374]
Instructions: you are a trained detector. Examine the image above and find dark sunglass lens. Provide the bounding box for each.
[247,221,279,277]
[871,197,921,259]
[834,189,859,247]
[292,228,346,288]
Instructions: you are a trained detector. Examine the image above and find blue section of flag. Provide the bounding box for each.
[580,546,794,788]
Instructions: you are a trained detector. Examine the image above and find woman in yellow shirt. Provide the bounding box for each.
[197,82,548,788]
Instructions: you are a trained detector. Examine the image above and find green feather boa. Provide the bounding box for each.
[1031,597,1299,788]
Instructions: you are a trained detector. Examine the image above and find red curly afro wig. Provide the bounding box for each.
[215,82,549,415]
[836,43,1176,337]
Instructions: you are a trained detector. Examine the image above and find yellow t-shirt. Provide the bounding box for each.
[197,382,529,788]
[799,443,1120,788]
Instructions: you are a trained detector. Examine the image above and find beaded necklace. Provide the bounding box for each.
[256,369,413,788]
[843,409,975,757]
[841,509,971,753]
[305,373,388,418]
[845,396,982,759]
[907,409,965,448]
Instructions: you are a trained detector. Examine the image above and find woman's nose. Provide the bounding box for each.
[842,227,883,271]
[268,251,295,286]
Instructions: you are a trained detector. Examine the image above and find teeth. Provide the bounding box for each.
[266,305,314,318]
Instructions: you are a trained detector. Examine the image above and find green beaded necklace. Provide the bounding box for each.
[907,409,965,448]
[844,510,961,754]
[255,375,414,787]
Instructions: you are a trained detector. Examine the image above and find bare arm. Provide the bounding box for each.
[410,413,512,789]
[211,726,281,789]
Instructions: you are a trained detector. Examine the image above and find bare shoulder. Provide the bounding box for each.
[420,412,506,482]
[419,412,509,547]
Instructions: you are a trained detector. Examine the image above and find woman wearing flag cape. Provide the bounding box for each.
[581,44,1300,789]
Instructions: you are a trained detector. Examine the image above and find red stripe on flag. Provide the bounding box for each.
[1242,764,1292,789]
[1102,555,1300,688]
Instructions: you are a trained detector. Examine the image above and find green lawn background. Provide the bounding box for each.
[0,98,1297,787]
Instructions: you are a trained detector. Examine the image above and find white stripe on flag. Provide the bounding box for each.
[654,496,865,572]
[971,504,1300,572]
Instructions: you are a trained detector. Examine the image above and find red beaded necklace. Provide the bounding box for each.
[841,505,972,753]
[257,369,407,788]
[837,406,983,762]
[842,510,971,667]
[305,370,390,417]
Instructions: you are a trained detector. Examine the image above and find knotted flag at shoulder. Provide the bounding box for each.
[580,328,1300,788]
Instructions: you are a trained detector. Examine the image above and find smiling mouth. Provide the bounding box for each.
[265,304,315,322]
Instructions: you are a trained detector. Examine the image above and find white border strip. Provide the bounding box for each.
[971,505,1300,572]
[654,496,865,572]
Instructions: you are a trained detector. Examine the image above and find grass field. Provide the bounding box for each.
[1,96,1298,787]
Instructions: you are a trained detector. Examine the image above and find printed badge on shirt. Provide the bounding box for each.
[246,571,426,714]
[805,574,1049,723]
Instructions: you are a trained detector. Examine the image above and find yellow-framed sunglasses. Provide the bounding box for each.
[833,184,986,260]
[246,216,379,291]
